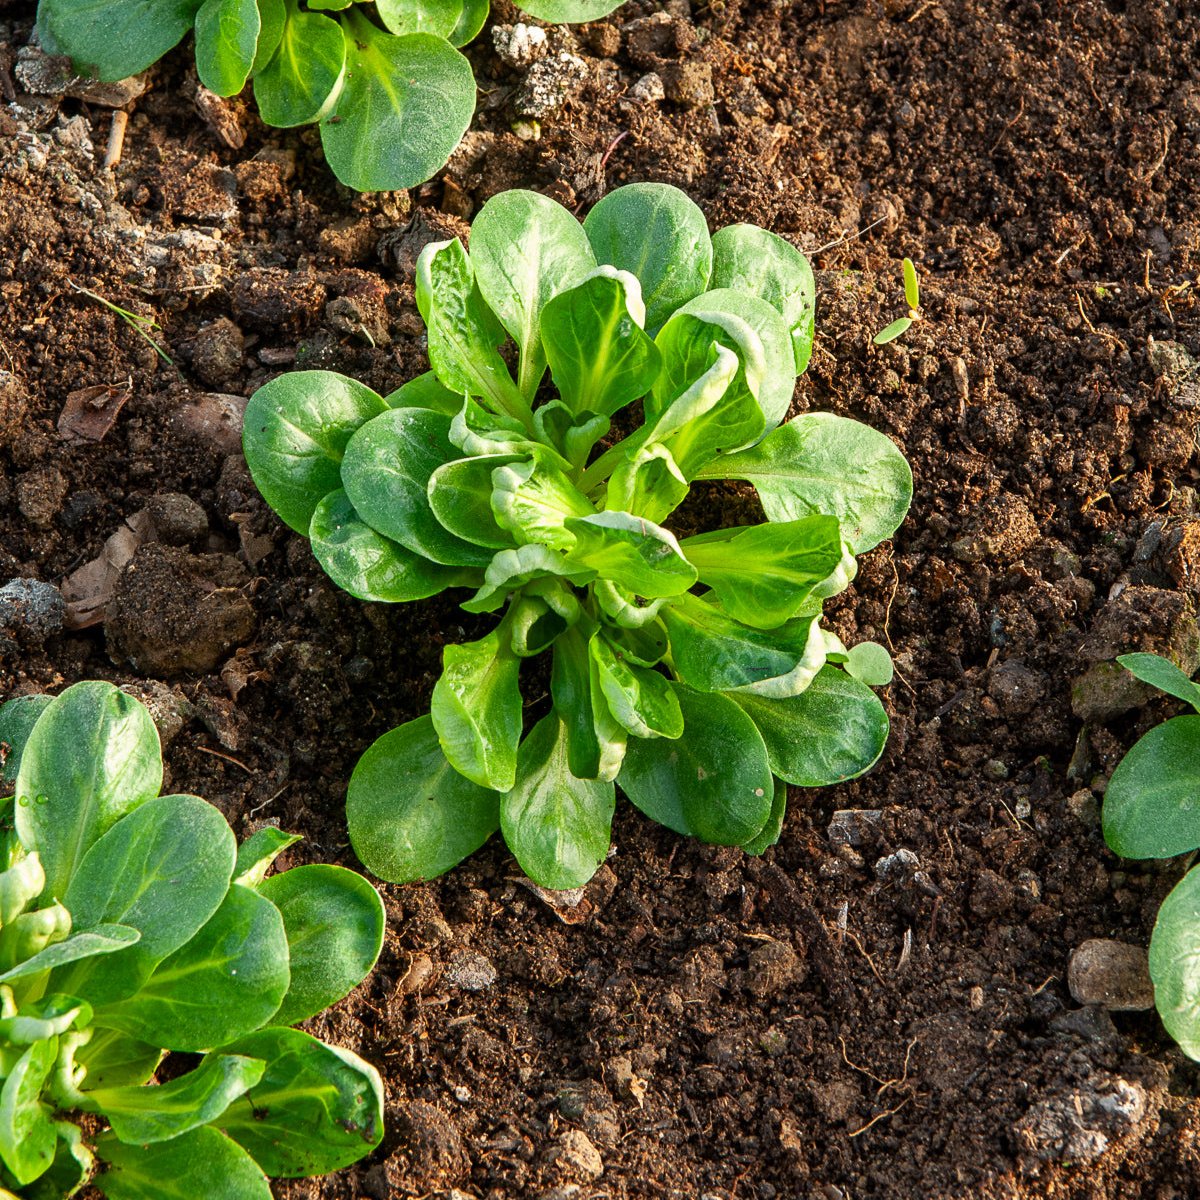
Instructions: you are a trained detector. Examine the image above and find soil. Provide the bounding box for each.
[3,0,1200,1197]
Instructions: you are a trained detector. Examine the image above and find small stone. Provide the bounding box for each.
[662,60,714,108]
[951,493,1039,563]
[231,268,328,334]
[987,660,1046,716]
[1068,939,1154,1011]
[1071,661,1150,724]
[828,809,883,849]
[1049,1005,1119,1042]
[397,952,436,995]
[492,22,548,69]
[511,118,542,141]
[445,949,497,992]
[191,318,245,387]
[1015,1074,1146,1165]
[747,939,803,999]
[982,758,1009,780]
[16,466,67,528]
[1066,788,1100,825]
[874,847,919,882]
[624,73,665,106]
[144,494,209,547]
[168,393,248,457]
[0,579,65,646]
[513,52,588,119]
[551,1130,603,1181]
[970,869,1015,919]
[318,217,377,264]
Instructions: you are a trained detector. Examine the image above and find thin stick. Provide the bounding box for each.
[194,745,253,775]
[103,110,129,170]
[848,1096,912,1137]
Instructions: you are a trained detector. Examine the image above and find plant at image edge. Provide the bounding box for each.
[35,0,624,192]
[1101,652,1200,1059]
[243,182,914,891]
[0,682,385,1199]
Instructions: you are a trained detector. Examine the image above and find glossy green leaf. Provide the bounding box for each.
[492,455,594,550]
[0,855,45,927]
[605,444,689,525]
[509,595,568,658]
[0,1039,57,1185]
[584,183,712,333]
[681,516,844,628]
[96,1126,271,1200]
[551,625,626,782]
[375,0,462,37]
[88,1054,265,1145]
[1150,864,1200,1060]
[698,412,913,553]
[519,0,621,19]
[75,1029,163,1091]
[233,826,302,888]
[0,925,139,986]
[36,0,202,82]
[384,370,464,415]
[428,455,520,549]
[732,666,890,786]
[711,224,816,373]
[347,716,500,883]
[432,628,523,791]
[0,994,89,1045]
[57,794,236,1005]
[588,632,683,740]
[902,257,920,310]
[1103,716,1200,860]
[310,490,465,604]
[541,270,661,417]
[1118,653,1200,711]
[93,885,289,1053]
[742,778,787,856]
[619,687,774,845]
[248,0,285,76]
[844,641,894,687]
[15,682,162,904]
[342,407,491,567]
[462,543,594,614]
[194,0,260,96]
[471,190,597,397]
[449,0,487,44]
[257,865,383,1026]
[564,512,696,598]
[243,370,385,534]
[215,1027,384,1175]
[501,714,615,889]
[252,0,345,126]
[417,240,528,423]
[321,14,476,193]
[0,696,52,792]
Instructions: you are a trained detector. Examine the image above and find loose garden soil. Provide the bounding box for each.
[3,0,1200,1196]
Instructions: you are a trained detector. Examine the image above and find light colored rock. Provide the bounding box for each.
[445,949,496,992]
[492,22,548,69]
[514,52,588,119]
[552,1130,602,1181]
[1068,938,1154,1011]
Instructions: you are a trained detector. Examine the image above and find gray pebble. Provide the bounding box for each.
[445,949,497,992]
[1068,939,1154,1011]
[0,579,65,646]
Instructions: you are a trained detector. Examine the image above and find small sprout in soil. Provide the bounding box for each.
[0,682,385,1198]
[1101,652,1200,1059]
[36,0,624,192]
[873,257,921,346]
[243,182,914,891]
[68,281,173,365]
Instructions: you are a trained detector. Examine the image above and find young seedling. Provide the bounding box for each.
[36,0,623,192]
[243,183,914,891]
[873,257,921,346]
[0,682,385,1198]
[68,282,173,365]
[1101,652,1200,1058]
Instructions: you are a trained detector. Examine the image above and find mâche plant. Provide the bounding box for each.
[0,682,385,1198]
[243,183,913,890]
[35,0,622,192]
[873,257,921,346]
[1101,652,1200,1057]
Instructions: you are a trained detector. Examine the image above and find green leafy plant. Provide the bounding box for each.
[243,182,913,890]
[873,257,921,346]
[0,682,385,1198]
[1101,652,1200,1058]
[35,0,622,192]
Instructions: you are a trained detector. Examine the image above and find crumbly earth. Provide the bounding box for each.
[3,0,1200,1196]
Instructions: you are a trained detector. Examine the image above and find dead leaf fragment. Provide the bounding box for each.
[57,381,132,444]
[60,511,152,628]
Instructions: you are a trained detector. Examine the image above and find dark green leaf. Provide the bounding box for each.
[347,716,500,883]
[1118,653,1200,711]
[519,0,622,19]
[258,865,383,1026]
[15,681,162,903]
[619,687,773,845]
[428,455,520,549]
[0,695,52,792]
[375,0,462,37]
[233,826,302,888]
[309,490,466,603]
[588,633,683,740]
[741,778,787,856]
[1150,864,1200,1060]
[1103,716,1200,860]
[75,1029,162,1091]
[252,0,345,126]
[551,625,627,782]
[214,1027,383,1176]
[583,183,712,333]
[243,370,385,534]
[321,15,476,193]
[383,370,464,415]
[96,1126,271,1200]
[732,666,890,786]
[1,925,139,986]
[564,512,697,598]
[93,885,289,1052]
[0,1039,57,1185]
[248,0,285,76]
[697,413,913,553]
[87,1054,265,1145]
[501,714,615,889]
[194,0,260,96]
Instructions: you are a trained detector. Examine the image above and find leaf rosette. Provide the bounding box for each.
[243,182,914,889]
[0,683,385,1198]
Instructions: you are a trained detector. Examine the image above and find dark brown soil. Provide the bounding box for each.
[3,0,1200,1197]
